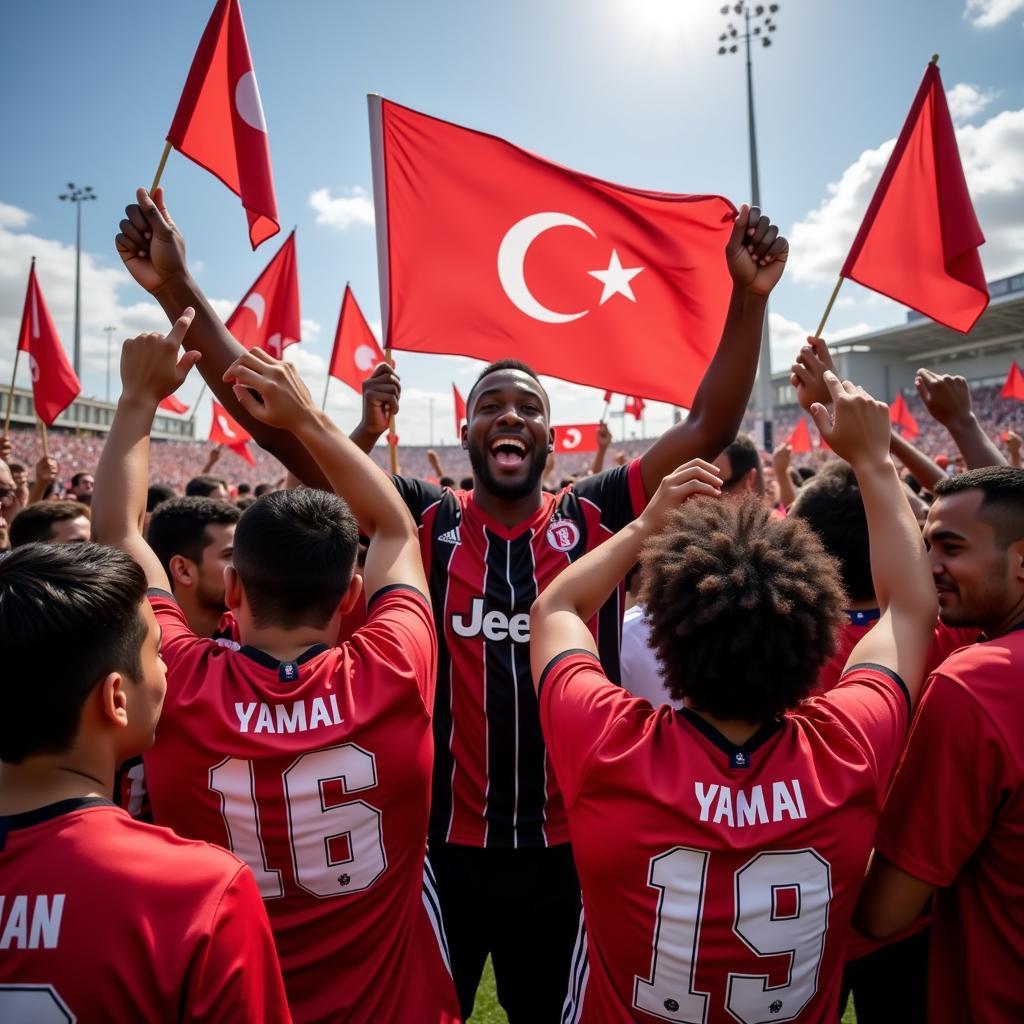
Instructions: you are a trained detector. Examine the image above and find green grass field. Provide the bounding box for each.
[469,959,859,1023]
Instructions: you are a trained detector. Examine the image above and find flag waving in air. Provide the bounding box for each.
[210,399,255,464]
[17,260,80,426]
[787,417,813,454]
[1001,361,1024,401]
[453,384,467,437]
[159,394,190,414]
[370,96,738,408]
[167,0,279,249]
[889,393,920,439]
[553,423,600,454]
[327,285,385,392]
[624,396,646,421]
[225,230,300,358]
[839,60,988,332]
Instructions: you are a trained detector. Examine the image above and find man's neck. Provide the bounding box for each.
[238,625,335,663]
[470,483,544,528]
[981,595,1024,640]
[687,706,766,747]
[178,593,224,640]
[0,759,112,817]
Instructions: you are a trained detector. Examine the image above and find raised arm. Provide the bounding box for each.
[92,313,200,591]
[639,205,788,496]
[915,368,1006,469]
[225,349,427,600]
[589,423,612,476]
[772,444,797,509]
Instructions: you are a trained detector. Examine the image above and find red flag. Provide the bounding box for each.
[167,0,279,249]
[209,400,255,463]
[225,230,300,357]
[787,417,813,454]
[553,423,600,454]
[890,393,920,439]
[371,97,737,408]
[453,384,467,437]
[602,390,614,403]
[159,394,190,414]
[17,261,80,426]
[327,285,385,391]
[1001,361,1024,401]
[840,62,988,333]
[624,396,646,420]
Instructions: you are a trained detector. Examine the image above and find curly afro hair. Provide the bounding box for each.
[639,494,847,722]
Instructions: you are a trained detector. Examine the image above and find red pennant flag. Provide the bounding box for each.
[624,396,646,420]
[225,230,300,357]
[453,383,467,437]
[17,261,80,426]
[602,390,614,403]
[787,417,813,454]
[840,62,988,333]
[371,97,736,408]
[553,423,600,454]
[159,394,190,414]
[1000,361,1024,401]
[167,0,279,249]
[209,400,255,463]
[327,285,385,391]
[889,393,920,439]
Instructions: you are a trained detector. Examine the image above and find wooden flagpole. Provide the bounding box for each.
[813,277,845,340]
[151,141,173,195]
[38,419,49,459]
[385,346,398,474]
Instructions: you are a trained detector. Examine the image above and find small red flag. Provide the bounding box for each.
[371,97,737,407]
[167,0,279,249]
[327,285,385,391]
[889,393,920,440]
[602,390,614,403]
[453,383,467,437]
[787,418,813,454]
[840,62,988,333]
[225,230,300,357]
[1000,361,1024,401]
[159,394,190,414]
[553,423,600,454]
[210,399,255,463]
[17,261,80,426]
[624,396,646,421]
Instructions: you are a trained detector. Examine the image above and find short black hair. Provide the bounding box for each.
[440,476,455,488]
[790,461,874,602]
[0,543,148,763]
[236,482,252,496]
[935,466,1024,548]
[10,501,90,548]
[467,359,548,414]
[70,472,93,488]
[236,496,256,511]
[147,483,177,512]
[8,462,25,474]
[254,482,274,497]
[233,489,359,629]
[720,434,763,491]
[459,476,474,491]
[796,466,816,482]
[640,495,846,721]
[185,475,228,497]
[147,497,241,576]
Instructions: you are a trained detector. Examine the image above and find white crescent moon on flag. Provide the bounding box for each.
[497,212,594,324]
[234,71,267,132]
[217,414,238,440]
[562,427,582,449]
[354,344,378,372]
[29,354,39,383]
[241,291,265,327]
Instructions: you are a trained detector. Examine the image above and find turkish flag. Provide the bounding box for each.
[1001,361,1024,401]
[787,417,813,454]
[840,62,988,333]
[553,423,600,454]
[327,285,385,391]
[225,230,300,358]
[371,97,737,408]
[889,393,920,439]
[159,394,190,414]
[167,0,279,249]
[210,399,255,463]
[624,396,646,420]
[453,383,467,437]
[17,261,80,426]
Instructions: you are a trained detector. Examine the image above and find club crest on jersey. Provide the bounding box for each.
[546,519,580,552]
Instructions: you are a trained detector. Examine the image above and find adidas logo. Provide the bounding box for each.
[437,528,461,545]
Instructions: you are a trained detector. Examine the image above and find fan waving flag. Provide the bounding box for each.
[225,230,300,357]
[553,423,600,454]
[624,396,646,421]
[890,393,920,439]
[210,400,255,464]
[1001,361,1024,401]
[453,384,467,437]
[167,0,279,249]
[840,61,988,333]
[787,417,813,454]
[327,285,385,391]
[17,260,80,426]
[159,394,190,414]
[369,96,737,408]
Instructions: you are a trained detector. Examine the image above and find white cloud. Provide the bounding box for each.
[309,186,375,231]
[964,0,1024,26]
[947,82,1000,125]
[768,311,878,369]
[301,317,322,341]
[0,202,31,230]
[789,105,1024,285]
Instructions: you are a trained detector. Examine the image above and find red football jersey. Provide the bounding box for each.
[0,798,289,1023]
[540,651,910,1024]
[876,623,1024,1024]
[145,587,460,1024]
[395,460,647,849]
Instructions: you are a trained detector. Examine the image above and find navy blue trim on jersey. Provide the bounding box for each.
[537,649,602,697]
[239,643,330,670]
[846,607,882,626]
[679,708,784,767]
[0,797,113,850]
[367,582,430,610]
[843,662,912,715]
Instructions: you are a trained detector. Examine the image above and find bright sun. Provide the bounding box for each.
[621,0,716,39]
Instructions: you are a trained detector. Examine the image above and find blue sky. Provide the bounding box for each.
[1,0,1022,444]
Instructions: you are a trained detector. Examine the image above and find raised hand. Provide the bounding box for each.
[597,422,612,449]
[115,187,188,295]
[120,309,200,405]
[35,456,59,487]
[809,372,890,468]
[224,348,316,429]
[791,336,837,412]
[638,459,722,532]
[360,361,401,436]
[726,204,789,297]
[914,368,974,428]
[772,443,792,474]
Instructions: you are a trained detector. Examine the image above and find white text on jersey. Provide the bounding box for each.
[0,894,65,949]
[235,695,344,734]
[694,780,807,827]
[451,597,530,643]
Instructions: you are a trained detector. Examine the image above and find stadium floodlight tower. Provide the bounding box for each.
[717,2,779,451]
[58,183,97,381]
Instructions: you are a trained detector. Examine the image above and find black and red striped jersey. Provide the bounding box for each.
[395,459,647,849]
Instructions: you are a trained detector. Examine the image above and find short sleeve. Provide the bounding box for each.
[568,458,647,532]
[538,650,640,806]
[819,663,911,797]
[391,475,445,524]
[876,674,1012,888]
[348,585,438,712]
[148,589,207,672]
[185,864,292,1024]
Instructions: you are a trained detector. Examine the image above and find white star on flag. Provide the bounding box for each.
[588,249,644,305]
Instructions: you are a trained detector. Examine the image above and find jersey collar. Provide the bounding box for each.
[466,490,555,540]
[0,797,113,850]
[678,707,784,769]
